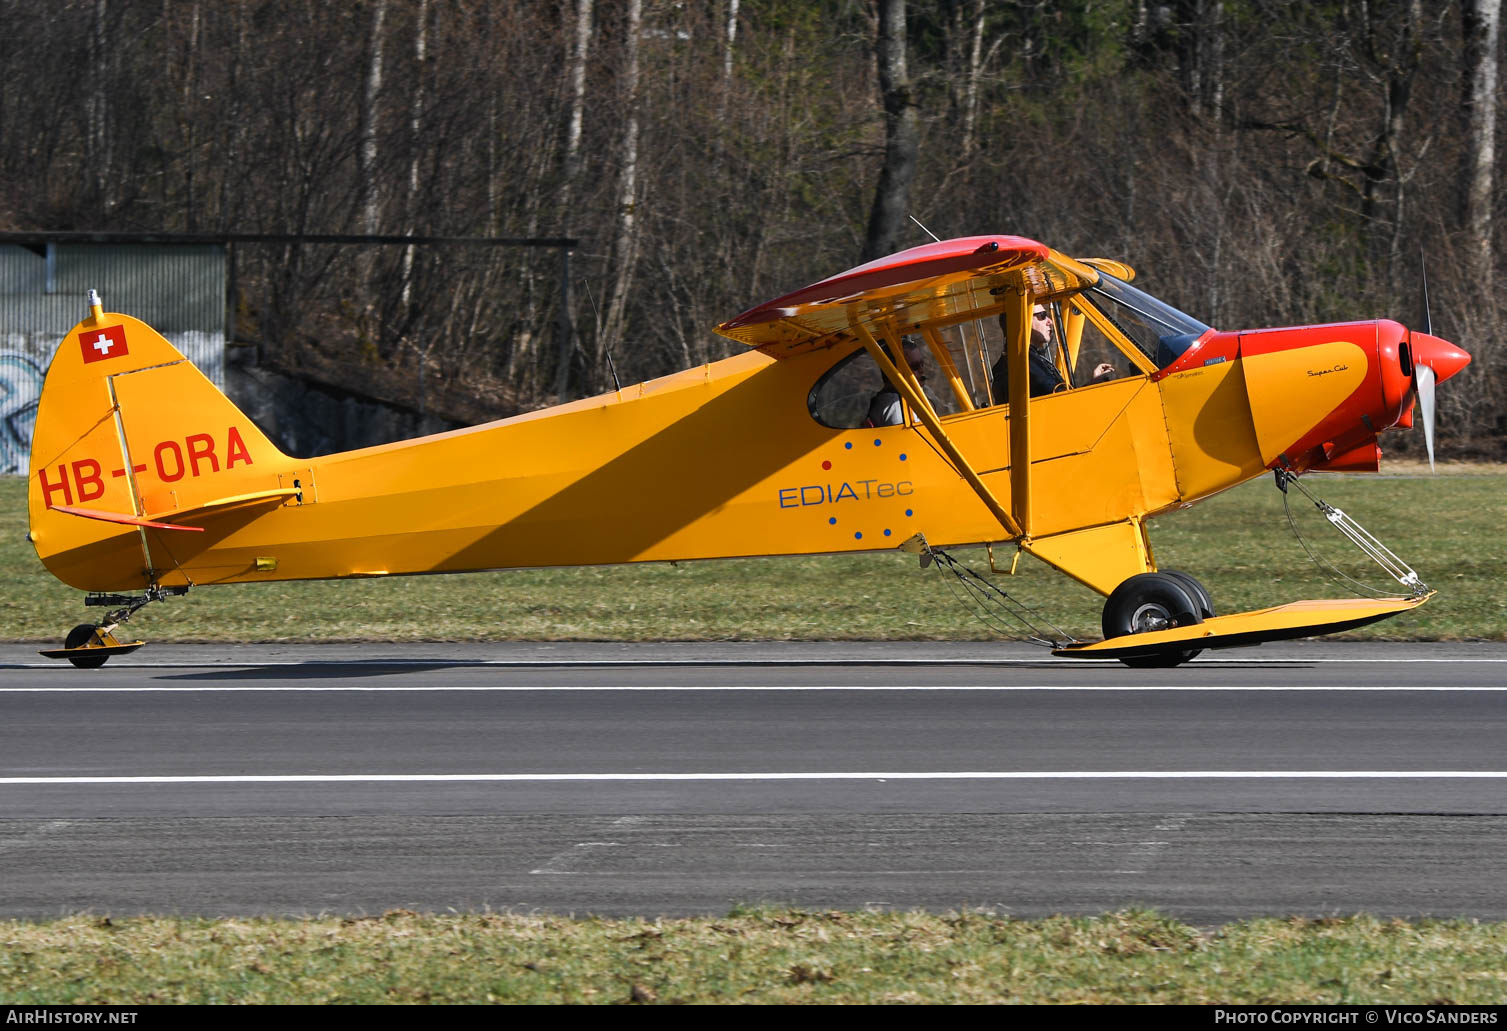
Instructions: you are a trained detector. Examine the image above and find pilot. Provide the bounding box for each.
[866,340,929,426]
[991,304,1114,403]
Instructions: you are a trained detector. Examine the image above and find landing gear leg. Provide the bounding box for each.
[39,585,187,668]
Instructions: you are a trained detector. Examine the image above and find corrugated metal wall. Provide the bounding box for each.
[0,243,225,474]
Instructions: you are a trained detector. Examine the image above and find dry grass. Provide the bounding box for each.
[3,909,1506,1004]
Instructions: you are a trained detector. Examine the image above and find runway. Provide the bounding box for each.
[2,640,1505,923]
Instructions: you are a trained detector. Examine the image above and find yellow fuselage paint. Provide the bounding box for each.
[30,315,1351,598]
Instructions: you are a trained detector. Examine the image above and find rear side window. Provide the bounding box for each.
[808,348,883,429]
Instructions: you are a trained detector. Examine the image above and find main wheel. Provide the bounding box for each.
[1154,570,1213,664]
[1158,569,1214,618]
[63,624,110,669]
[1102,573,1204,669]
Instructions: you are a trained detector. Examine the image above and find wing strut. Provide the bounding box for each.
[919,326,976,413]
[1002,284,1033,537]
[850,317,1025,541]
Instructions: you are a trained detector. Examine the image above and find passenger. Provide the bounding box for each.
[991,304,1113,403]
[866,340,929,426]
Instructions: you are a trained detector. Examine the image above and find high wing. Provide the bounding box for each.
[716,235,1111,542]
[715,235,1104,359]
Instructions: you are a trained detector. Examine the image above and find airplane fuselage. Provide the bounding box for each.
[31,314,1436,595]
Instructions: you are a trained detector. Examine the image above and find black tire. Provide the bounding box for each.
[1159,569,1214,618]
[1153,569,1212,665]
[64,624,109,669]
[1102,573,1203,668]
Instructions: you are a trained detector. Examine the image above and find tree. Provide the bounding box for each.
[1461,0,1500,293]
[360,0,387,236]
[598,0,644,392]
[554,0,593,399]
[861,0,920,263]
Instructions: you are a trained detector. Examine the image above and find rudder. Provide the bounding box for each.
[28,299,291,591]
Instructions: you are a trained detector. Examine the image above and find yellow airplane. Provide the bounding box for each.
[26,235,1470,667]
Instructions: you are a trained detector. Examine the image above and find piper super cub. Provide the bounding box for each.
[26,235,1470,667]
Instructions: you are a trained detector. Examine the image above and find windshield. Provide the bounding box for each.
[1080,272,1210,368]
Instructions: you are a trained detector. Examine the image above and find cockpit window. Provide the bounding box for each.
[809,348,883,428]
[808,344,955,428]
[1080,272,1210,368]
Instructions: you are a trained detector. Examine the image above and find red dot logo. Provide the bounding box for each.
[822,460,832,470]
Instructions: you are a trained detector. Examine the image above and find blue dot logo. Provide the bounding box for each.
[873,438,882,446]
[828,517,836,525]
[905,509,913,517]
[899,453,907,461]
[854,531,863,540]
[883,528,891,537]
[844,441,853,450]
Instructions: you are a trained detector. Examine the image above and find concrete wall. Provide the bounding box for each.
[2,242,226,474]
[2,241,456,471]
[225,356,460,460]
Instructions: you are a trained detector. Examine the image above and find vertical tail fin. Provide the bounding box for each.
[28,300,292,591]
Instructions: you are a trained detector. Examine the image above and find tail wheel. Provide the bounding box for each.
[63,624,110,669]
[1101,573,1204,669]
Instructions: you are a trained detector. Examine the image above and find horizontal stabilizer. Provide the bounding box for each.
[49,488,298,534]
[144,487,300,523]
[1053,595,1431,660]
[50,506,206,532]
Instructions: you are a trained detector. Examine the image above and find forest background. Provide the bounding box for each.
[1,0,1501,453]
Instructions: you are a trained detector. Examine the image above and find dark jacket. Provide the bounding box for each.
[990,346,1063,403]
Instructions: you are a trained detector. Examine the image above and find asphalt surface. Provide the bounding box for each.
[2,640,1505,923]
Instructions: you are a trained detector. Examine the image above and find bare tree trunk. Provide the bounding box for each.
[598,0,643,391]
[1386,0,1424,285]
[561,0,593,207]
[402,0,429,310]
[1354,0,1421,285]
[486,91,499,233]
[718,0,739,119]
[1131,0,1150,50]
[961,0,989,157]
[1463,0,1500,291]
[360,0,387,236]
[723,0,740,80]
[552,0,594,398]
[88,0,111,212]
[1205,0,1225,123]
[223,1,248,231]
[861,0,919,263]
[180,2,201,230]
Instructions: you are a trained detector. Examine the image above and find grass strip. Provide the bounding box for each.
[4,467,1503,644]
[2,908,1505,1004]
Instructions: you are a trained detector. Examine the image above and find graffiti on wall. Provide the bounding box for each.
[1,352,44,475]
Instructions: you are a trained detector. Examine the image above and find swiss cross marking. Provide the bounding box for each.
[80,325,129,364]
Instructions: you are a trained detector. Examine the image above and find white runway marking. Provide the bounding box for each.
[3,684,1507,693]
[5,772,1507,785]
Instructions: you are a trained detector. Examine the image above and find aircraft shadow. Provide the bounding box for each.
[144,657,1312,681]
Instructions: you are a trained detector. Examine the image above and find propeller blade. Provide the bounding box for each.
[1416,362,1437,472]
